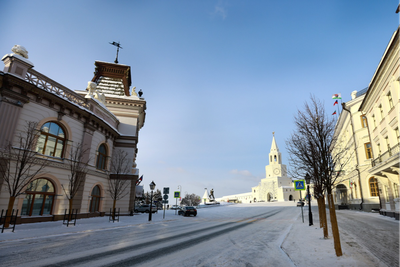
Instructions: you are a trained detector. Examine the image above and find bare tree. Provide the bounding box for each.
[62,144,89,219]
[0,121,49,227]
[286,96,352,257]
[107,150,131,220]
[181,193,201,206]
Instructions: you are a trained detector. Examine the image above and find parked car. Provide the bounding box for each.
[134,204,157,213]
[297,201,304,207]
[171,205,181,210]
[179,206,197,217]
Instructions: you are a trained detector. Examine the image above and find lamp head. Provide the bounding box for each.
[305,173,311,184]
[149,181,156,190]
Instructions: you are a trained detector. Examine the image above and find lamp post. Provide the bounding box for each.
[148,181,156,221]
[305,173,313,226]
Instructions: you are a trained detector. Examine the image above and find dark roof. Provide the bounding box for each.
[356,87,368,98]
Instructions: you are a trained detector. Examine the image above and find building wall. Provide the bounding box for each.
[0,49,146,223]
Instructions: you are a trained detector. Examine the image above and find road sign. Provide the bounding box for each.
[294,180,306,191]
[162,200,168,204]
[163,187,169,194]
[174,191,180,198]
[163,195,169,200]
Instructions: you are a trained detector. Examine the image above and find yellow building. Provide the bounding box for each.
[359,27,399,219]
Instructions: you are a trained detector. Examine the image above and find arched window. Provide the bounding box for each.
[89,185,101,212]
[21,178,55,216]
[36,122,66,158]
[394,183,399,198]
[369,177,379,197]
[96,144,107,170]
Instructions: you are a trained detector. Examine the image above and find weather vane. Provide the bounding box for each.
[109,41,122,64]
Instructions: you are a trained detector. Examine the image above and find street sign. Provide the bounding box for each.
[162,200,168,204]
[294,180,306,191]
[163,195,169,200]
[174,191,180,198]
[163,187,169,194]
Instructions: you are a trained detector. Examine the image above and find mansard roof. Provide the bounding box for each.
[91,61,132,96]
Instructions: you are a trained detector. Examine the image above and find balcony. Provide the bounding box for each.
[372,143,400,167]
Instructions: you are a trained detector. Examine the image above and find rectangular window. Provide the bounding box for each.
[379,105,384,120]
[387,91,394,109]
[364,143,372,159]
[394,183,399,198]
[372,115,376,128]
[385,186,390,202]
[395,128,399,142]
[360,115,368,128]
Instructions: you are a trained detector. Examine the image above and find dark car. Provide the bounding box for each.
[179,206,197,217]
[297,201,305,207]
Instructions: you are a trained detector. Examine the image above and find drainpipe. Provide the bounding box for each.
[342,103,364,210]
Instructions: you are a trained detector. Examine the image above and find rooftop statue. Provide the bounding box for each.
[11,45,28,59]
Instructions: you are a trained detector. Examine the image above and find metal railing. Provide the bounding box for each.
[62,209,78,227]
[0,209,18,233]
[25,69,90,109]
[109,208,120,223]
[372,143,400,167]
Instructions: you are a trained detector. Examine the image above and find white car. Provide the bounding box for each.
[170,205,181,210]
[134,204,157,213]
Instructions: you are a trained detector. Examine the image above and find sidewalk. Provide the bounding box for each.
[281,205,388,267]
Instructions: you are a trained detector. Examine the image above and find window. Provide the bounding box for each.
[364,143,372,159]
[89,185,101,212]
[372,115,376,128]
[387,91,394,109]
[369,177,379,197]
[395,128,399,142]
[21,179,55,216]
[385,186,390,202]
[379,105,384,120]
[394,183,399,198]
[96,144,108,170]
[385,137,390,154]
[360,115,368,128]
[36,122,66,158]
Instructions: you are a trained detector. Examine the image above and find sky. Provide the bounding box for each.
[1,0,399,198]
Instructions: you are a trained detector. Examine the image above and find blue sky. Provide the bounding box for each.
[1,1,398,198]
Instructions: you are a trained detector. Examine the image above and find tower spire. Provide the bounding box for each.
[269,132,281,164]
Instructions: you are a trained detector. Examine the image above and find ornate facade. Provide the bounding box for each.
[0,46,146,223]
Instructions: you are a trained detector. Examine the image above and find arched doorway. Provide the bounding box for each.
[267,193,273,202]
[89,185,101,212]
[21,178,55,216]
[336,184,348,205]
[289,195,293,201]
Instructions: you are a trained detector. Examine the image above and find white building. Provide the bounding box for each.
[252,134,300,202]
[219,134,300,204]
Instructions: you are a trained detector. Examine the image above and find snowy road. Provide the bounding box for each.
[0,205,298,267]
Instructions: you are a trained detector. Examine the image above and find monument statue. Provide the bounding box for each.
[209,189,215,200]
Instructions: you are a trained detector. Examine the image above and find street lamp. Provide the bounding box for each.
[148,181,156,221]
[305,173,313,226]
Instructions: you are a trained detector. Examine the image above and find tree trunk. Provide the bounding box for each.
[328,194,342,256]
[317,197,323,228]
[112,199,117,220]
[321,195,329,239]
[4,196,16,228]
[68,198,73,221]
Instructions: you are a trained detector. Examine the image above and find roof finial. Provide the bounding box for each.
[109,41,122,64]
[273,131,275,136]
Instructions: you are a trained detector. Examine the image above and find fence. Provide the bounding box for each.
[109,208,120,223]
[0,209,18,233]
[62,209,78,227]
